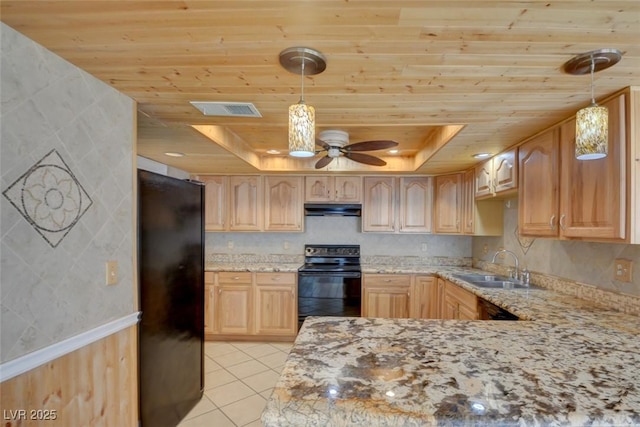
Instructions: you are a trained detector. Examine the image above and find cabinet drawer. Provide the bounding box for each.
[256,272,296,286]
[217,271,253,284]
[364,274,412,288]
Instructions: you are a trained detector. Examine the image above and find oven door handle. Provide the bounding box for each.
[298,271,362,279]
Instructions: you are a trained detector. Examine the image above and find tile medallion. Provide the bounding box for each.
[3,149,92,248]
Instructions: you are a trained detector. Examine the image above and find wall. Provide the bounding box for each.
[206,215,472,258]
[0,23,136,361]
[473,198,640,298]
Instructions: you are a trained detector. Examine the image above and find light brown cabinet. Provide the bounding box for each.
[410,275,438,319]
[264,176,303,231]
[519,93,627,242]
[199,176,227,231]
[443,279,478,320]
[216,272,253,335]
[305,176,362,203]
[254,273,297,336]
[434,173,463,234]
[463,168,504,236]
[206,271,297,340]
[228,176,262,231]
[362,274,411,318]
[475,148,518,199]
[399,177,433,233]
[362,176,396,232]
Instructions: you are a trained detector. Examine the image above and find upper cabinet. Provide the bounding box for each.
[199,175,227,231]
[398,177,433,233]
[518,91,629,242]
[433,173,463,234]
[475,148,518,199]
[305,176,362,203]
[228,176,263,231]
[264,176,303,231]
[363,176,396,232]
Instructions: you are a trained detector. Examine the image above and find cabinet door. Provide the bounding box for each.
[216,284,253,334]
[518,129,560,237]
[559,95,626,241]
[434,174,462,234]
[474,159,494,198]
[399,177,433,233]
[493,148,518,194]
[463,169,475,234]
[305,176,333,202]
[229,176,262,231]
[334,176,362,202]
[363,177,396,232]
[435,278,445,319]
[410,276,436,319]
[204,272,217,335]
[264,176,303,231]
[443,280,478,320]
[255,285,296,336]
[199,176,227,231]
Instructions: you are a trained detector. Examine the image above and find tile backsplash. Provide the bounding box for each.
[0,23,135,363]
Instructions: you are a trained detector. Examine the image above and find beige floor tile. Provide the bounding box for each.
[205,342,237,358]
[205,380,256,407]
[204,368,237,390]
[230,341,265,350]
[214,350,254,368]
[259,351,288,369]
[241,343,281,358]
[219,394,267,427]
[242,420,264,427]
[226,359,270,379]
[177,409,234,427]
[260,388,274,400]
[204,355,223,373]
[181,395,217,420]
[270,342,294,352]
[242,370,281,393]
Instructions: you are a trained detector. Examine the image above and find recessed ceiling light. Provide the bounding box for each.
[164,152,185,157]
[389,149,399,154]
[472,152,492,159]
[266,149,281,155]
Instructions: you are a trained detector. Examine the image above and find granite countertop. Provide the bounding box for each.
[262,267,640,427]
[205,262,301,273]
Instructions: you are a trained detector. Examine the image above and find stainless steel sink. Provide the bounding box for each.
[453,273,539,290]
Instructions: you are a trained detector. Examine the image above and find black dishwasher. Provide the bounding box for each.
[478,298,519,320]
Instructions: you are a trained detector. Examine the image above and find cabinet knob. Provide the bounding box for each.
[218,289,222,295]
[549,215,556,231]
[560,214,566,230]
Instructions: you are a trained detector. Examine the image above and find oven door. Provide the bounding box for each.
[297,271,361,326]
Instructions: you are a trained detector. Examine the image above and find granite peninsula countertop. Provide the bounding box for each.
[261,267,640,426]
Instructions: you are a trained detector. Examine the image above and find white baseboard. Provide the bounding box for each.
[0,312,140,382]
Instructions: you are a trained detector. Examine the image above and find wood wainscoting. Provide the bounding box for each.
[0,325,137,427]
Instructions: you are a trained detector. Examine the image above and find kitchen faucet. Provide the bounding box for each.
[492,249,520,280]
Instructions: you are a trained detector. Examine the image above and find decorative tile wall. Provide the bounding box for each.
[473,198,640,304]
[0,23,135,363]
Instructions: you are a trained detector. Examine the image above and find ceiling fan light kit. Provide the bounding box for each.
[279,47,326,158]
[563,48,622,160]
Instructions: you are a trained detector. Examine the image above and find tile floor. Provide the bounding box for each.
[177,341,292,427]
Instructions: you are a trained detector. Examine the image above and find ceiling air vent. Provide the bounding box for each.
[190,101,262,117]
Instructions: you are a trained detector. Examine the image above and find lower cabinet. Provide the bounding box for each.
[205,271,297,340]
[443,279,478,320]
[362,274,478,320]
[362,274,411,318]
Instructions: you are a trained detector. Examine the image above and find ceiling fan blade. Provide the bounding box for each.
[316,138,331,150]
[315,155,334,169]
[343,140,398,152]
[344,152,387,166]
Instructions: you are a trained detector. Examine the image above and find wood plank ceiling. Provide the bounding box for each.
[2,1,639,174]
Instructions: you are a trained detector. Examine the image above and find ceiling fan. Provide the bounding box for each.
[314,130,399,169]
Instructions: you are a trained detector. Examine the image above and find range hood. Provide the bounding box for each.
[304,203,362,217]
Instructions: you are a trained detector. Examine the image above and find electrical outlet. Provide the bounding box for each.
[482,244,489,255]
[283,241,290,250]
[227,240,234,249]
[106,261,118,286]
[421,243,428,252]
[615,259,633,282]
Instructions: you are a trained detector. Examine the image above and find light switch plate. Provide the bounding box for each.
[106,260,118,285]
[614,259,632,283]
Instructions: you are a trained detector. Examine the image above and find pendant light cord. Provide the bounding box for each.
[300,58,305,104]
[590,55,595,104]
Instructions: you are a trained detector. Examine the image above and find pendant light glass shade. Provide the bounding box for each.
[575,103,608,160]
[288,102,315,157]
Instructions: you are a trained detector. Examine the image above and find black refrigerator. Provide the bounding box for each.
[137,170,205,427]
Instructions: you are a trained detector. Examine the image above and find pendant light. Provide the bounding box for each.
[563,49,622,160]
[279,47,326,157]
